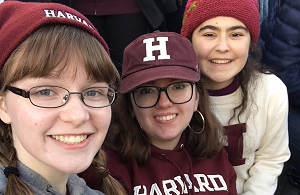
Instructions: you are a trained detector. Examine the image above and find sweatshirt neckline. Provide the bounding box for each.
[207,77,239,96]
[150,131,187,155]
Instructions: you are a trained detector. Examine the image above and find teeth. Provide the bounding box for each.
[52,135,87,144]
[156,114,176,121]
[211,59,231,64]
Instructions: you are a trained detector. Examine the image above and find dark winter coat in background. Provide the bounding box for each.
[259,0,300,110]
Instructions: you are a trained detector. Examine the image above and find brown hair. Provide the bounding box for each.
[0,24,125,195]
[105,80,225,165]
[188,32,272,125]
[228,42,272,124]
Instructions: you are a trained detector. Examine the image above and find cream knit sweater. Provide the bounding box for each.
[209,73,290,195]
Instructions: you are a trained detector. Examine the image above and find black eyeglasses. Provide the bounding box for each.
[132,81,194,108]
[6,85,117,108]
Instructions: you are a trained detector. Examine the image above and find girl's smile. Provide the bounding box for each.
[52,134,88,145]
[1,61,111,177]
[132,79,199,150]
[192,16,251,90]
[155,113,177,122]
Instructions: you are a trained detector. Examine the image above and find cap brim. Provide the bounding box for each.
[120,65,200,93]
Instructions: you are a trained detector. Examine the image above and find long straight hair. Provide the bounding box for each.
[0,24,125,195]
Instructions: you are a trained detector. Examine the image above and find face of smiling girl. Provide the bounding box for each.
[131,79,199,150]
[191,16,251,90]
[0,60,111,179]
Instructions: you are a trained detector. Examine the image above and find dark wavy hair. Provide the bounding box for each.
[228,43,272,124]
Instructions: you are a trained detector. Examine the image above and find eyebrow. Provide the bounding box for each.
[199,25,249,32]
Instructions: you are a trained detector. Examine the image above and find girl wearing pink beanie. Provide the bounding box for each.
[181,0,290,194]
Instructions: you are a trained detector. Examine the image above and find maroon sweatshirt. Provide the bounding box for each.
[80,133,237,195]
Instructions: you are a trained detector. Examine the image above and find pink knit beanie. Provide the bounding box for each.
[181,0,260,44]
[0,1,109,69]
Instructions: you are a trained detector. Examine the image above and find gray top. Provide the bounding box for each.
[0,162,104,195]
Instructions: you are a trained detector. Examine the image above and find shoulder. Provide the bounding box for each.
[253,74,289,122]
[205,147,232,167]
[252,74,288,107]
[102,146,136,193]
[214,147,230,161]
[68,174,104,195]
[255,73,287,93]
[102,146,133,175]
[102,146,126,169]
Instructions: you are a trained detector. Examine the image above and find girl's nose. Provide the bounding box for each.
[59,95,90,126]
[156,91,173,108]
[215,36,230,53]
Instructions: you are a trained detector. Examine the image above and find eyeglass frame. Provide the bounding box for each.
[5,85,117,108]
[131,81,195,108]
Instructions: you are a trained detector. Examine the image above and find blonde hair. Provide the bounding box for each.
[0,24,125,195]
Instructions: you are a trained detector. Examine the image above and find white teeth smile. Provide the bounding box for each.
[52,135,88,144]
[211,59,231,64]
[156,114,176,121]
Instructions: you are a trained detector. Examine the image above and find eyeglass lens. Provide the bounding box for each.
[28,86,115,108]
[133,82,193,108]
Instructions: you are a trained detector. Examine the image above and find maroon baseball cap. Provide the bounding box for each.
[0,1,109,69]
[120,31,200,93]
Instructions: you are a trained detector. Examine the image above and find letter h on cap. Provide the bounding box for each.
[143,37,171,62]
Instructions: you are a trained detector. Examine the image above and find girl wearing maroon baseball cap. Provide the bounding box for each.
[0,1,126,195]
[181,0,290,194]
[80,31,238,194]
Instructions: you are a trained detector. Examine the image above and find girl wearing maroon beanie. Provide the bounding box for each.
[0,1,126,195]
[181,0,290,194]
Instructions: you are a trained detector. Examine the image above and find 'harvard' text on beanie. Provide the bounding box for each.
[0,1,109,69]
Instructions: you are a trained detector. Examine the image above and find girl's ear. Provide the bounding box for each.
[0,97,11,124]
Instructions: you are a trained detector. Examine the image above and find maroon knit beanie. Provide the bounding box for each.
[181,0,260,44]
[0,1,109,69]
